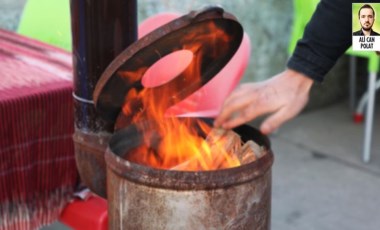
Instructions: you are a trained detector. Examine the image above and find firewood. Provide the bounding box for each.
[170,128,266,170]
[237,140,256,164]
[236,140,266,164]
[246,140,266,158]
[205,128,242,154]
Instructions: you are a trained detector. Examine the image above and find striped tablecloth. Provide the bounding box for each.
[0,29,79,230]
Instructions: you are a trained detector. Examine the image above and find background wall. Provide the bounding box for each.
[0,0,358,111]
[0,0,25,31]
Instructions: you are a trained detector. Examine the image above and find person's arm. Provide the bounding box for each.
[214,0,354,133]
[288,0,352,82]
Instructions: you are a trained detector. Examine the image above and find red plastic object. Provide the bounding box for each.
[353,113,364,123]
[138,12,180,38]
[59,196,108,230]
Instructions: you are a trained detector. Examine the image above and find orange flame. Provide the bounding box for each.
[121,21,241,171]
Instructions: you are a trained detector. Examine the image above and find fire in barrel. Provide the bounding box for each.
[93,6,274,230]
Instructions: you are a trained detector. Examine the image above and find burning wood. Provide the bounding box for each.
[205,128,242,154]
[170,128,266,171]
[236,140,261,164]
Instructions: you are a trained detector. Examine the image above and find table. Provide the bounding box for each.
[0,29,78,229]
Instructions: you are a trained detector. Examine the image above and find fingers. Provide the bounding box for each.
[213,85,255,127]
[214,69,313,131]
[214,82,273,128]
[260,97,308,134]
[260,108,290,134]
[217,99,274,129]
[214,84,276,129]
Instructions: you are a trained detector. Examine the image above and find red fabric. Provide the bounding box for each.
[0,29,79,229]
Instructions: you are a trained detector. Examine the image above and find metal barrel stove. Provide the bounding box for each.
[105,122,273,229]
[71,2,274,229]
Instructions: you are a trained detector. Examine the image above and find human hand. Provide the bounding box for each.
[214,69,313,134]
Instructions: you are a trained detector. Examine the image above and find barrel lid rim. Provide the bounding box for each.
[93,6,244,123]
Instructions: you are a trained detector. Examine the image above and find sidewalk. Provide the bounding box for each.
[270,100,380,230]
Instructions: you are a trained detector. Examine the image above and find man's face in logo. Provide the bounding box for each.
[359,8,375,31]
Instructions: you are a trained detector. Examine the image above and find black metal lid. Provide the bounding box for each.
[93,6,244,124]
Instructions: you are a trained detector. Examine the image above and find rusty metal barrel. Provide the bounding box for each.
[105,123,274,230]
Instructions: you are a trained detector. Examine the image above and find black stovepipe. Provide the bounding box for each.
[69,0,137,197]
[70,0,137,132]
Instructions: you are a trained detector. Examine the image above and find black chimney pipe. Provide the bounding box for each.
[70,0,137,197]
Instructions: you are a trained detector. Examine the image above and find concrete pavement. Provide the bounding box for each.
[270,100,380,230]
